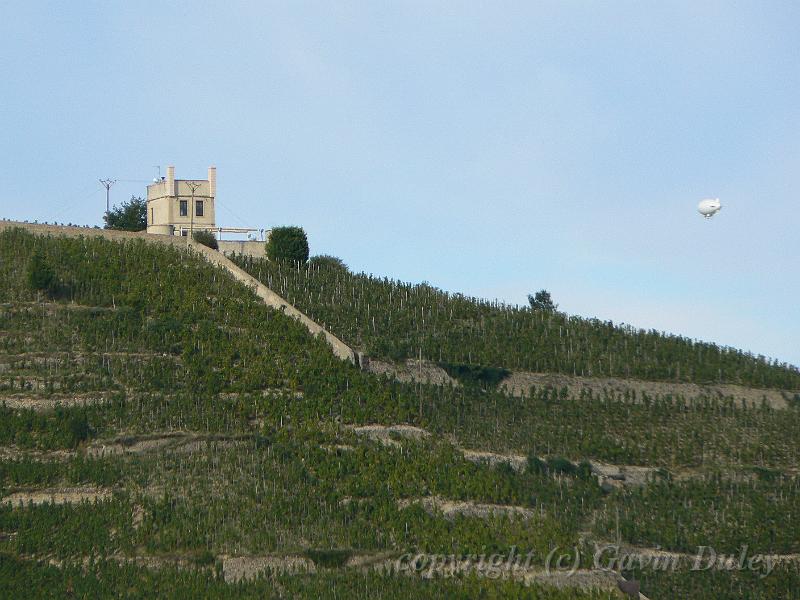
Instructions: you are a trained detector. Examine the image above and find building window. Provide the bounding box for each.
[150,208,154,224]
[195,200,204,217]
[179,200,188,216]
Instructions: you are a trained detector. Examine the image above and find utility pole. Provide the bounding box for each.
[99,179,116,222]
[185,181,202,244]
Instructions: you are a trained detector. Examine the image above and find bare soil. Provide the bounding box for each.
[0,393,113,411]
[398,496,539,520]
[1,487,112,506]
[222,555,316,582]
[86,432,251,457]
[366,359,459,387]
[461,449,528,472]
[351,424,431,447]
[502,371,796,409]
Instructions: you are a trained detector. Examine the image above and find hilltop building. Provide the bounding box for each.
[146,165,266,258]
[146,165,217,237]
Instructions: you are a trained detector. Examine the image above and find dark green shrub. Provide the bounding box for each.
[528,289,557,311]
[308,254,347,271]
[546,456,577,475]
[527,454,547,475]
[528,454,580,477]
[68,415,91,448]
[439,363,510,388]
[26,251,55,294]
[104,196,146,231]
[302,549,352,569]
[192,549,216,566]
[752,466,783,482]
[192,230,218,250]
[576,461,594,480]
[267,226,309,264]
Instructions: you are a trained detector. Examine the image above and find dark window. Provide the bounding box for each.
[150,208,154,224]
[195,200,204,217]
[179,200,188,216]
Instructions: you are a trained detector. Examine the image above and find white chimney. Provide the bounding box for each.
[208,166,216,198]
[166,165,175,196]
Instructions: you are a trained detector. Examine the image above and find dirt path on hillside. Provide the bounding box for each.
[397,496,539,520]
[366,358,797,410]
[350,424,431,447]
[1,487,112,506]
[0,446,75,461]
[461,449,528,471]
[86,432,251,457]
[366,359,459,386]
[0,393,113,411]
[221,551,620,592]
[502,371,795,409]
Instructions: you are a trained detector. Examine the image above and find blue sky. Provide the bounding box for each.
[1,1,798,366]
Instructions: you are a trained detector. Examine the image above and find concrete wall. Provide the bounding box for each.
[217,240,266,259]
[0,221,356,364]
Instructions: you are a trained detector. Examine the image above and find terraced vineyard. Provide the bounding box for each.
[1,226,799,598]
[232,255,800,389]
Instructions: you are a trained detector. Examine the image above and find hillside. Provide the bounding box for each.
[1,227,799,599]
[232,255,800,390]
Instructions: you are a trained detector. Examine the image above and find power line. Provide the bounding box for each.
[50,188,104,222]
[217,200,251,228]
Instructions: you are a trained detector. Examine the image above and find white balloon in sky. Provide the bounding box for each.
[698,198,722,219]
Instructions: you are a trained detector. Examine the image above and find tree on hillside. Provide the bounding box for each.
[528,289,557,311]
[267,226,309,264]
[104,196,147,231]
[27,251,55,295]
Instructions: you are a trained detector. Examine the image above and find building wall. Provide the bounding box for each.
[146,192,216,235]
[218,240,266,259]
[146,166,217,235]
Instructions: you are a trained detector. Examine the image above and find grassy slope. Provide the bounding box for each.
[1,229,799,598]
[232,256,800,389]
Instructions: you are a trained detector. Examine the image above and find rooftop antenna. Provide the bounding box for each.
[152,166,161,183]
[99,179,116,220]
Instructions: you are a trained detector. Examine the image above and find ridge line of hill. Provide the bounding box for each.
[0,221,357,364]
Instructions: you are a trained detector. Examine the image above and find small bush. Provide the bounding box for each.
[26,251,55,294]
[752,466,783,482]
[302,549,352,569]
[439,363,510,388]
[547,456,577,475]
[192,549,216,566]
[308,254,347,272]
[192,230,219,250]
[526,455,547,475]
[68,415,91,448]
[267,226,309,264]
[576,461,594,480]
